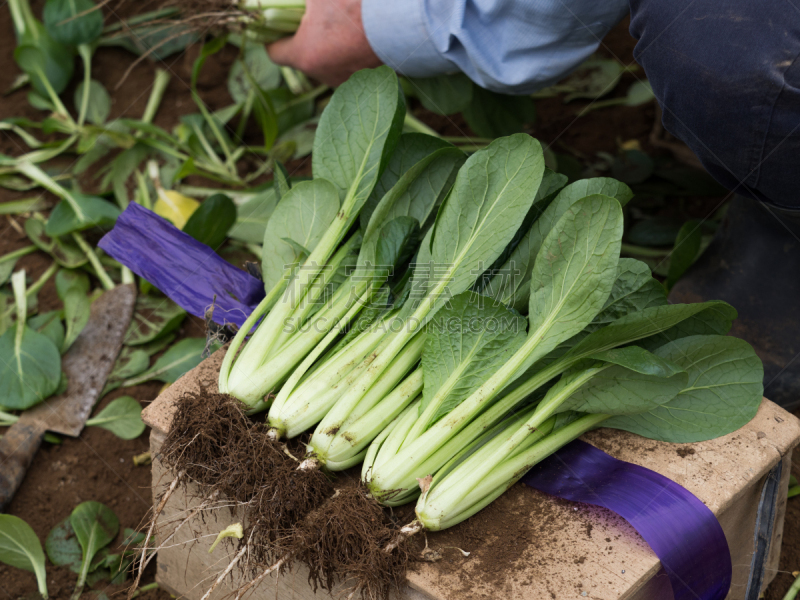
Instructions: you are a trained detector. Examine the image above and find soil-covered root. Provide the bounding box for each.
[159,388,272,496]
[245,449,334,567]
[292,487,412,600]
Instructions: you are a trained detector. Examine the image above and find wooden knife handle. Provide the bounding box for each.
[0,420,45,511]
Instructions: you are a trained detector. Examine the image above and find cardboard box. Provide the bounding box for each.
[142,349,800,600]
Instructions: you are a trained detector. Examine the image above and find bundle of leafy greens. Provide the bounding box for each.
[364,193,744,507]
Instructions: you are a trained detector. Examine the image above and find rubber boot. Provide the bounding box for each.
[669,197,800,410]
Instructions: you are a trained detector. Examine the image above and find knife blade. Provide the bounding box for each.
[0,283,137,510]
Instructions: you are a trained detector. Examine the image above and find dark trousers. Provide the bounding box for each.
[629,0,800,209]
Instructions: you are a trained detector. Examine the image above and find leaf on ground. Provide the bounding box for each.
[24,217,88,268]
[0,514,48,598]
[45,193,121,238]
[124,295,186,346]
[182,194,237,250]
[45,517,82,573]
[122,338,205,386]
[74,80,111,125]
[666,220,702,290]
[29,311,66,351]
[0,325,62,410]
[227,187,279,244]
[86,396,146,440]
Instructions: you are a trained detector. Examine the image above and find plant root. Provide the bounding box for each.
[292,486,411,600]
[200,527,254,600]
[246,449,334,567]
[128,470,184,599]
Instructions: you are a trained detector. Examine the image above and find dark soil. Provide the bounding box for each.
[1,3,793,599]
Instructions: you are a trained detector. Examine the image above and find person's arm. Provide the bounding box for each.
[268,0,629,93]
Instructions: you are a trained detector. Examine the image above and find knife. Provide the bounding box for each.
[0,283,137,510]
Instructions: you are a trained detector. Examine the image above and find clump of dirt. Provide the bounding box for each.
[292,486,411,600]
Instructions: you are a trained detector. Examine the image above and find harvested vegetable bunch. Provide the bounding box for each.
[286,192,761,596]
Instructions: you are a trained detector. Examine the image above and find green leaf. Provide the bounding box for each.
[122,338,205,386]
[105,347,149,388]
[561,57,627,102]
[0,323,62,410]
[421,293,527,427]
[0,514,48,599]
[25,216,89,269]
[70,501,119,598]
[182,194,237,249]
[374,217,421,272]
[60,288,90,354]
[228,44,281,103]
[361,133,455,230]
[487,178,633,312]
[463,87,536,138]
[517,195,624,375]
[45,193,121,238]
[554,346,687,415]
[56,269,91,353]
[666,221,702,290]
[86,396,146,440]
[406,73,473,115]
[605,335,764,442]
[74,80,111,125]
[29,311,66,351]
[413,134,546,317]
[55,269,90,298]
[588,258,667,330]
[227,187,279,244]
[312,66,405,216]
[43,0,103,46]
[564,301,738,364]
[45,518,82,573]
[261,179,340,291]
[358,145,465,271]
[14,33,74,96]
[124,296,186,346]
[99,22,197,61]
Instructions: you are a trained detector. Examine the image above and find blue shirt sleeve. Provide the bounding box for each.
[362,0,630,95]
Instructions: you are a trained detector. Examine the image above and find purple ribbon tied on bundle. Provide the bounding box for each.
[99,203,265,328]
[100,203,733,600]
[523,440,732,600]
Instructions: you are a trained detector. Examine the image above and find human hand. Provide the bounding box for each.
[267,0,383,87]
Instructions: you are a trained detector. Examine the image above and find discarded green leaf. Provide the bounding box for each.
[0,271,61,409]
[124,295,186,346]
[228,44,281,103]
[86,396,145,440]
[70,501,119,600]
[56,270,91,353]
[45,517,83,573]
[120,338,205,386]
[43,0,104,46]
[29,311,66,351]
[74,80,111,125]
[182,194,237,249]
[0,514,48,599]
[46,193,121,238]
[25,217,89,269]
[228,187,279,244]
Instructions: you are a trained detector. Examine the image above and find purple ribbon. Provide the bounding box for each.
[522,440,731,600]
[99,203,265,328]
